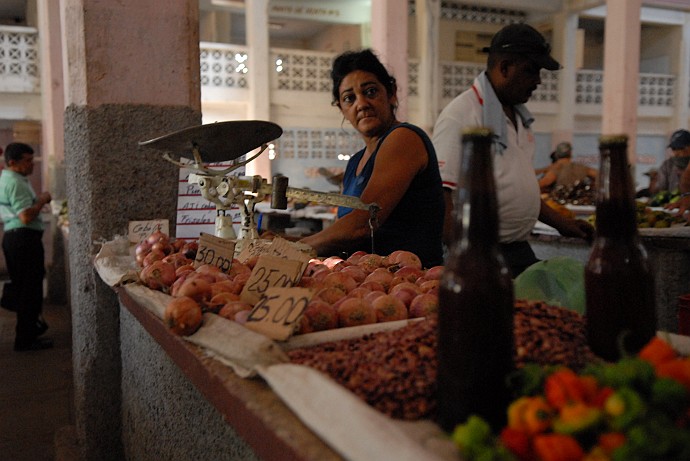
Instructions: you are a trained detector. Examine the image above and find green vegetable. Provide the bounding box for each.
[507,363,556,397]
[614,418,690,461]
[650,377,689,419]
[552,403,603,436]
[598,358,656,393]
[452,416,516,461]
[649,190,671,207]
[513,257,585,314]
[452,415,493,458]
[605,387,647,431]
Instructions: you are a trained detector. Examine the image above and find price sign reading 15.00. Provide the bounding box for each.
[193,232,236,272]
[244,287,313,341]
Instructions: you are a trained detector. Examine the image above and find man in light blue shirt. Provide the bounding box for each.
[0,142,52,351]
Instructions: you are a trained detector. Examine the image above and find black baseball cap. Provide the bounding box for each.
[483,23,561,71]
[668,129,690,150]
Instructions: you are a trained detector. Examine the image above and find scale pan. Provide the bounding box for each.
[139,120,283,163]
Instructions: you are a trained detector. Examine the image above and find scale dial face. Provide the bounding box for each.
[139,120,283,163]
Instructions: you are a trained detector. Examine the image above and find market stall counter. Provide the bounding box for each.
[115,281,456,461]
[530,224,690,333]
[117,285,341,461]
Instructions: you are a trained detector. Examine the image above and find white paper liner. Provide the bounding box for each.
[256,363,457,461]
[93,238,140,287]
[187,314,289,378]
[280,318,423,351]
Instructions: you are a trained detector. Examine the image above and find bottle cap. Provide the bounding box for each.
[599,134,628,146]
[461,127,494,140]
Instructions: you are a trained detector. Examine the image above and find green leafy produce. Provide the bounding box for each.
[513,257,585,315]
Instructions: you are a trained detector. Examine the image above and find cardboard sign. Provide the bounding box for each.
[128,219,169,244]
[244,287,313,341]
[193,232,237,272]
[240,254,304,305]
[235,239,275,263]
[269,237,314,265]
[236,236,312,280]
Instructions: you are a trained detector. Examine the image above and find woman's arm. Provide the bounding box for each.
[300,127,428,256]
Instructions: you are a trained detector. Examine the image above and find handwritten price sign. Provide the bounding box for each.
[244,287,312,340]
[128,219,169,244]
[193,232,236,272]
[240,254,304,305]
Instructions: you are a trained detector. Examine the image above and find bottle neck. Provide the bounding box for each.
[594,142,638,238]
[451,135,500,254]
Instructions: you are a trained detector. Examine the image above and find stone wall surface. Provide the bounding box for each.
[120,306,259,461]
[65,103,200,460]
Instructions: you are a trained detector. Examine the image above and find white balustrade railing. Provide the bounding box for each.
[0,26,40,93]
[271,47,334,93]
[0,31,681,113]
[274,127,361,161]
[577,69,676,107]
[199,42,249,89]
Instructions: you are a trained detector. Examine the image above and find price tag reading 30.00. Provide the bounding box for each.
[244,287,313,341]
[194,232,236,272]
[240,254,304,305]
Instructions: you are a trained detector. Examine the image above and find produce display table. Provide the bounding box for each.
[117,285,342,461]
[115,283,456,461]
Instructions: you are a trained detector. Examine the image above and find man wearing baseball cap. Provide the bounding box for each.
[652,129,690,194]
[432,23,593,276]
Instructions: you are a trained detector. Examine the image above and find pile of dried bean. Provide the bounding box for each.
[288,301,597,420]
[514,299,599,370]
[288,317,438,420]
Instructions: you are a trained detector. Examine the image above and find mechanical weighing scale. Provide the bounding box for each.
[139,120,380,254]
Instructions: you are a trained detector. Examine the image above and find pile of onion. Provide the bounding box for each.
[136,241,441,336]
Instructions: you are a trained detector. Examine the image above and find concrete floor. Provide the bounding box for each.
[0,294,76,461]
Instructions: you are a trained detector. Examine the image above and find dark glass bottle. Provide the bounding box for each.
[585,135,656,362]
[436,128,515,433]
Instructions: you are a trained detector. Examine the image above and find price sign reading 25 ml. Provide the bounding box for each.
[240,254,304,305]
[245,287,313,341]
[193,232,236,272]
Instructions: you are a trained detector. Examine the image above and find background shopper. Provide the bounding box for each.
[652,129,690,194]
[0,142,52,351]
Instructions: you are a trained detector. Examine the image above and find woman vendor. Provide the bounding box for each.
[300,49,444,268]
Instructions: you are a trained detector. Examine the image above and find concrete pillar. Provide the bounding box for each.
[552,11,579,148]
[601,0,642,162]
[674,13,690,130]
[37,0,68,305]
[245,0,271,179]
[62,0,201,459]
[415,0,441,134]
[371,0,409,122]
[37,0,65,197]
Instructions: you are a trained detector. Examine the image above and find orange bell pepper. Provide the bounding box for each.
[545,368,591,409]
[639,336,678,368]
[508,396,554,435]
[533,433,584,461]
[655,357,690,392]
